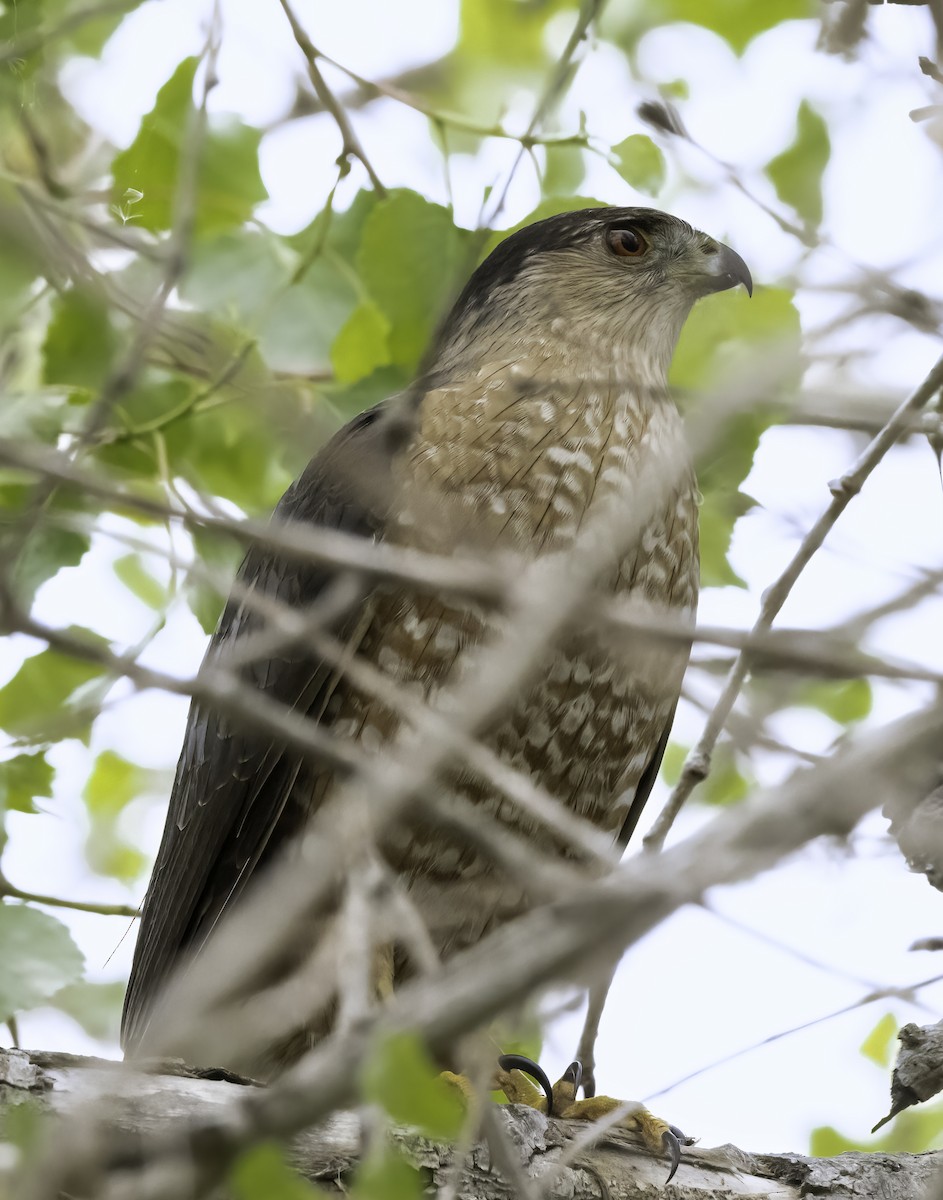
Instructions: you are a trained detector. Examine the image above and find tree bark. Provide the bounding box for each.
[2,1049,940,1199]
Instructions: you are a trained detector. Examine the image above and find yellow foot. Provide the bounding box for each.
[439,1069,478,1105]
[441,1055,555,1113]
[498,1056,693,1184]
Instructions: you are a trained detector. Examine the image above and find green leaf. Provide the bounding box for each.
[43,288,118,391]
[490,1012,544,1069]
[322,365,412,424]
[0,222,42,325]
[542,145,586,198]
[766,101,830,227]
[351,1149,424,1200]
[183,529,243,633]
[177,221,367,376]
[83,750,152,817]
[331,303,392,383]
[811,1104,943,1156]
[362,1033,465,1140]
[489,1012,544,1104]
[50,980,126,1042]
[0,389,75,443]
[357,191,470,371]
[671,287,800,589]
[699,490,752,589]
[111,57,267,234]
[0,643,107,739]
[231,1143,326,1200]
[163,398,291,514]
[114,554,167,610]
[611,134,666,195]
[0,904,85,1018]
[82,751,154,882]
[97,377,197,470]
[0,4,45,78]
[659,79,689,101]
[671,285,801,393]
[636,0,816,55]
[2,1096,45,1159]
[262,255,360,375]
[860,1013,898,1068]
[460,0,575,65]
[288,188,380,267]
[660,742,687,786]
[180,229,290,327]
[16,0,146,61]
[11,527,89,608]
[0,752,54,815]
[701,744,750,806]
[799,679,872,725]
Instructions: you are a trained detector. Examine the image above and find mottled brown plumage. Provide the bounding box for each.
[121,207,751,1073]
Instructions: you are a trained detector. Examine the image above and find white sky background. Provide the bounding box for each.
[4,0,943,1158]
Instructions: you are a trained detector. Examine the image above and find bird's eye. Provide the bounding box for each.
[607,228,647,258]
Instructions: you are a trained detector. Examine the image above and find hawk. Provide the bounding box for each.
[121,206,751,1171]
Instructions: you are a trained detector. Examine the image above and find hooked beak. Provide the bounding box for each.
[698,240,753,297]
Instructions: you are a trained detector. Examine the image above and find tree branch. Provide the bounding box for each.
[0,877,137,919]
[276,0,386,195]
[645,349,943,852]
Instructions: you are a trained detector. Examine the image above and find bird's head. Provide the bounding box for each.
[436,207,752,383]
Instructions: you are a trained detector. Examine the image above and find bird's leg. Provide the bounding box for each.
[575,965,618,1098]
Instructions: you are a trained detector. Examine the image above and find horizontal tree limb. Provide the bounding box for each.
[1,1049,939,1200]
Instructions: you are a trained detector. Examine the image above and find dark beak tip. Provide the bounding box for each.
[707,242,752,299]
[724,246,753,298]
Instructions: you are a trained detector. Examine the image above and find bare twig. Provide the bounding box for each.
[645,349,943,852]
[644,970,943,1107]
[0,435,510,603]
[2,599,364,777]
[276,0,386,195]
[486,0,605,226]
[0,876,138,920]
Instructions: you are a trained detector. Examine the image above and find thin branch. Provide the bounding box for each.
[645,349,943,852]
[644,970,943,1107]
[302,46,595,150]
[0,435,510,603]
[276,0,386,195]
[2,598,364,778]
[0,877,138,919]
[486,0,605,226]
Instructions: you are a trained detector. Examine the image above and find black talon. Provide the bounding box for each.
[496,1053,555,1118]
[662,1127,683,1185]
[560,1060,583,1092]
